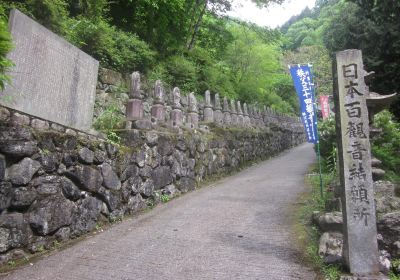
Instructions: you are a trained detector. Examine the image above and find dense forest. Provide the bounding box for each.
[0,0,399,116]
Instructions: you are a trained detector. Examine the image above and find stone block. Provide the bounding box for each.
[29,195,75,236]
[126,99,144,121]
[203,107,213,123]
[8,158,41,185]
[187,112,199,129]
[133,119,152,130]
[100,163,121,191]
[151,104,165,122]
[31,119,50,130]
[99,68,124,86]
[65,165,103,193]
[0,154,5,181]
[170,109,183,127]
[0,107,10,122]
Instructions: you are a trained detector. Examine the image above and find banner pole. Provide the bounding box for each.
[309,64,324,198]
[317,140,323,198]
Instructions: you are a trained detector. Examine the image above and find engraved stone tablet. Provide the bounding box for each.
[1,9,99,131]
[335,49,379,275]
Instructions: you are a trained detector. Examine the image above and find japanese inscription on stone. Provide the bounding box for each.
[1,9,99,131]
[335,49,379,275]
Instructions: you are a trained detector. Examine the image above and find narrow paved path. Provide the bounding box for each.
[2,143,316,280]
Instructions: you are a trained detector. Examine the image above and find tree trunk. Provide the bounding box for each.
[187,0,208,50]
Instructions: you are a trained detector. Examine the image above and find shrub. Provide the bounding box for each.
[372,110,400,178]
[64,18,155,73]
[317,117,337,173]
[145,64,172,89]
[165,55,198,93]
[0,6,13,91]
[93,103,125,132]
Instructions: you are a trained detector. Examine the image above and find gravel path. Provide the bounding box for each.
[1,143,317,280]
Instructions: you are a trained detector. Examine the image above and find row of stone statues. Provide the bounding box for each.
[125,72,302,130]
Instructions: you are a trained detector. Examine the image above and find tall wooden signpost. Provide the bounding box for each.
[335,50,380,276]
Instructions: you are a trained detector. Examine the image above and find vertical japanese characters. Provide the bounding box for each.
[335,50,379,274]
[342,63,371,226]
[289,65,318,144]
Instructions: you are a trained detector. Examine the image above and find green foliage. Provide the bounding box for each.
[94,103,124,145]
[223,22,297,113]
[0,6,13,91]
[284,18,322,50]
[160,194,170,203]
[94,103,124,131]
[64,18,155,73]
[282,45,332,96]
[320,0,400,117]
[372,110,400,180]
[3,0,69,34]
[165,55,198,93]
[2,0,302,113]
[317,117,337,173]
[390,259,400,280]
[68,0,108,20]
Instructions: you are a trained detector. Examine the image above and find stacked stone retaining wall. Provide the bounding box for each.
[0,99,305,265]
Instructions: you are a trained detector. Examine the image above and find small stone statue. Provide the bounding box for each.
[215,93,222,110]
[154,80,164,104]
[188,92,198,113]
[129,72,141,99]
[172,87,181,109]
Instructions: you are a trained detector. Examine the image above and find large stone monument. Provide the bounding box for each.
[1,9,99,131]
[334,49,380,276]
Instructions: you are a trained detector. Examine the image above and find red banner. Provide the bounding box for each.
[319,95,330,119]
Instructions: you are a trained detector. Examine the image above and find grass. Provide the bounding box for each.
[390,259,400,280]
[295,166,343,280]
[160,194,170,203]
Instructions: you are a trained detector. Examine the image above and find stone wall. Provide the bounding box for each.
[0,105,305,264]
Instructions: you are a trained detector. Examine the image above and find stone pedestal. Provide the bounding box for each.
[214,109,223,126]
[204,107,214,123]
[151,104,165,123]
[237,114,244,126]
[187,112,199,129]
[231,113,238,125]
[126,99,144,121]
[223,111,231,125]
[170,109,183,127]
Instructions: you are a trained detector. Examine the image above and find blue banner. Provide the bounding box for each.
[289,65,318,144]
